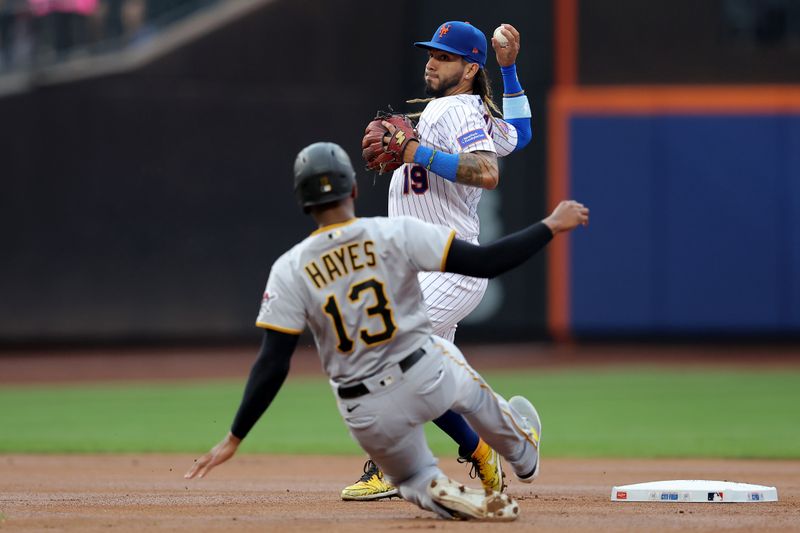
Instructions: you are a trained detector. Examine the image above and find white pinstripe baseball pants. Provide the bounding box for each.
[419,271,488,343]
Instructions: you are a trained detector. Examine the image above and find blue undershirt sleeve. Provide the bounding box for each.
[501,64,523,95]
[507,117,531,150]
[500,64,532,151]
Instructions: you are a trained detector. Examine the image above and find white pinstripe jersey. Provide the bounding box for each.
[388,94,518,243]
[255,217,456,386]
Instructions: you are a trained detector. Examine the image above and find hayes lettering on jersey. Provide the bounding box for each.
[304,240,377,289]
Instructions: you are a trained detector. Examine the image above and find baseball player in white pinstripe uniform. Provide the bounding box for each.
[344,21,534,501]
[388,21,530,342]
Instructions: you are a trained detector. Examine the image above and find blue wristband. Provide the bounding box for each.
[501,64,523,96]
[412,144,458,182]
[412,144,435,169]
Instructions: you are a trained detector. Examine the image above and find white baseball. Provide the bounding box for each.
[493,26,509,47]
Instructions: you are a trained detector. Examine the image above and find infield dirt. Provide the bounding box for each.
[1,454,798,532]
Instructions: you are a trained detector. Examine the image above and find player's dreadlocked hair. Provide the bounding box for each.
[473,67,508,139]
[407,66,508,138]
[473,67,502,118]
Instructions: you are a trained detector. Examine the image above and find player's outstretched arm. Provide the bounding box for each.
[185,329,299,479]
[443,200,589,278]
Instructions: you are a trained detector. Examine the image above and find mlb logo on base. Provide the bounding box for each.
[612,480,777,503]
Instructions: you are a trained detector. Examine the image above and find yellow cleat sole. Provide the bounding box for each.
[341,488,400,501]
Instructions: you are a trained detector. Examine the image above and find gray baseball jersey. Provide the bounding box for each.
[254,215,539,521]
[255,216,455,386]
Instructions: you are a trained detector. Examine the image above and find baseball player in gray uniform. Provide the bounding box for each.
[347,21,533,500]
[185,142,589,521]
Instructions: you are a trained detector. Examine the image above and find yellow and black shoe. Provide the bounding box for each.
[340,460,399,501]
[458,438,506,493]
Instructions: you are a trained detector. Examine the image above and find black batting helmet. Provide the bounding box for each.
[293,142,356,211]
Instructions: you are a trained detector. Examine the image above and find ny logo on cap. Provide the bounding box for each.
[438,24,451,38]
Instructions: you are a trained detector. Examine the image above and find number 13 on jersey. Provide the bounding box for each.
[322,277,397,353]
[402,165,429,195]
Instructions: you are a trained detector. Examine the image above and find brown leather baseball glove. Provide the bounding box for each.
[361,110,418,174]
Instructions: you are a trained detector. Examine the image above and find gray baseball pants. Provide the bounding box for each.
[334,335,539,518]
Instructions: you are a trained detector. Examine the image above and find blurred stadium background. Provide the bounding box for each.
[1,0,799,345]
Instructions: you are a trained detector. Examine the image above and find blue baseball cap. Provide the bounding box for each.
[414,21,487,68]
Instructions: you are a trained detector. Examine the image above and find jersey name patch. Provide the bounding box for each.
[457,129,488,148]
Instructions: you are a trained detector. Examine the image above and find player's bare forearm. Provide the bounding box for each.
[455,151,499,190]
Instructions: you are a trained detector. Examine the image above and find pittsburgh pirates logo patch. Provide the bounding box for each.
[261,289,279,314]
[319,175,333,193]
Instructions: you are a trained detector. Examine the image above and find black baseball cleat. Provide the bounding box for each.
[340,460,399,501]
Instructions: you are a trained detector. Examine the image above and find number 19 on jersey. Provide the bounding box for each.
[402,165,429,195]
